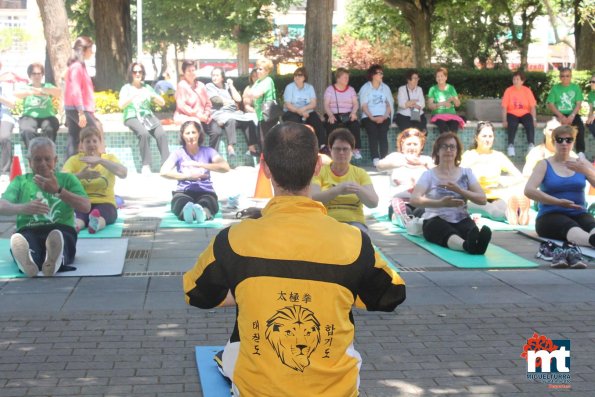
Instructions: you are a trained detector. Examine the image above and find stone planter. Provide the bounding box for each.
[466,99,502,122]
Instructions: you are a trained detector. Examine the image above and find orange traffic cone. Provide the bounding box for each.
[253,154,273,198]
[590,160,595,196]
[9,156,22,181]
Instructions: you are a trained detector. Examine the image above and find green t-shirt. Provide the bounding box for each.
[1,173,88,231]
[588,91,595,109]
[427,84,458,115]
[546,83,584,115]
[253,76,276,121]
[22,83,57,118]
[119,83,157,121]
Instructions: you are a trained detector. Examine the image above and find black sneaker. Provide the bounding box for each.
[563,241,588,269]
[536,240,559,261]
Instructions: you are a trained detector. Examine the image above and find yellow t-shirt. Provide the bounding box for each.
[312,164,372,224]
[62,153,120,206]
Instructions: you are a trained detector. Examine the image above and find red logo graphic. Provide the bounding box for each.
[521,332,559,368]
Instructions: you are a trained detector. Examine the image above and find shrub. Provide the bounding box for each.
[94,90,120,114]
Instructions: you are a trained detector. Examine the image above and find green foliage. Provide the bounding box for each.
[65,0,94,39]
[11,99,23,117]
[94,90,120,114]
[0,27,30,52]
[342,0,410,44]
[151,92,177,113]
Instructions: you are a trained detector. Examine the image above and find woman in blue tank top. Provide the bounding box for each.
[525,125,595,253]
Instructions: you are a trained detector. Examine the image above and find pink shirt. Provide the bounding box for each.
[174,79,212,124]
[64,62,95,113]
[324,84,357,114]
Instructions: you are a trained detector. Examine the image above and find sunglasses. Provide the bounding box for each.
[439,144,457,151]
[132,70,143,74]
[555,137,574,144]
[591,80,595,84]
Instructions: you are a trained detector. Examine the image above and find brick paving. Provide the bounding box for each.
[1,172,595,396]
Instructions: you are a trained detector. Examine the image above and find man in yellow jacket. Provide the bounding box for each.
[184,121,406,397]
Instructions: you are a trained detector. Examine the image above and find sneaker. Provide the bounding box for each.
[193,203,206,223]
[182,202,195,224]
[10,233,38,277]
[372,158,380,167]
[527,143,535,151]
[507,144,515,157]
[42,230,63,276]
[390,198,410,228]
[564,242,588,269]
[141,165,152,175]
[353,149,362,160]
[550,247,569,268]
[88,209,101,234]
[536,240,559,261]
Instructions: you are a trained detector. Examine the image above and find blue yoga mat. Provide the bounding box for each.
[195,346,231,397]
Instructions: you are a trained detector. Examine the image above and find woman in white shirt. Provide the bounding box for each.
[395,69,427,132]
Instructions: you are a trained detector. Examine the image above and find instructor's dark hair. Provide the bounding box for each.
[263,122,318,193]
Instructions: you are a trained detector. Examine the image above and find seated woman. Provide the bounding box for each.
[376,128,434,225]
[0,137,90,277]
[522,118,578,177]
[426,67,464,134]
[410,132,492,255]
[174,60,222,150]
[242,68,259,114]
[501,70,537,157]
[14,63,61,148]
[282,67,326,151]
[525,125,595,268]
[119,62,170,174]
[395,69,427,132]
[206,67,258,157]
[63,126,127,234]
[160,121,230,223]
[311,128,379,232]
[359,64,394,166]
[461,121,529,225]
[323,67,362,159]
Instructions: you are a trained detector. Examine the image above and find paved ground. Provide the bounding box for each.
[1,169,594,396]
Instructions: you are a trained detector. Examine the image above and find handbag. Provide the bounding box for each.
[139,114,160,130]
[332,85,352,124]
[262,100,283,122]
[407,88,421,121]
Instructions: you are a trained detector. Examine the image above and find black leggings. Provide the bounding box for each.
[536,212,595,241]
[422,216,476,247]
[171,191,219,220]
[17,224,77,267]
[361,117,390,160]
[282,111,326,148]
[506,113,535,145]
[325,117,361,149]
[434,119,460,134]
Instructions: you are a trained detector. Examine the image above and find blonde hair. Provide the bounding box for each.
[256,58,274,74]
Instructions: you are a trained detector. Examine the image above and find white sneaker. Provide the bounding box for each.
[372,158,380,167]
[10,233,38,277]
[42,230,63,276]
[182,202,195,224]
[507,144,515,157]
[527,143,535,151]
[193,204,206,223]
[353,149,362,160]
[141,165,152,175]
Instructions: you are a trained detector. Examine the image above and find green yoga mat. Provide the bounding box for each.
[0,239,24,278]
[78,218,125,238]
[401,233,539,269]
[159,211,224,229]
[371,212,406,233]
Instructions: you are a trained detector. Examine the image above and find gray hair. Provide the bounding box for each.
[28,137,56,158]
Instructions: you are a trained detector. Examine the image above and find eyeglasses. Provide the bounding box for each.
[555,137,574,144]
[132,70,143,74]
[375,71,384,76]
[294,74,304,77]
[30,72,43,76]
[331,147,352,153]
[439,144,457,151]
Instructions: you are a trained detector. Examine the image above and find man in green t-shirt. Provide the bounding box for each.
[587,74,595,138]
[546,68,585,154]
[0,137,90,277]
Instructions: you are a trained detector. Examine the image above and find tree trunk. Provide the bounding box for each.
[92,0,132,90]
[36,0,70,86]
[304,0,333,114]
[237,41,250,76]
[575,0,595,70]
[386,0,433,67]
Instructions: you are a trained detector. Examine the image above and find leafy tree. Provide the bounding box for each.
[65,0,93,38]
[36,0,71,85]
[332,34,386,69]
[343,0,409,44]
[0,27,29,52]
[574,0,594,69]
